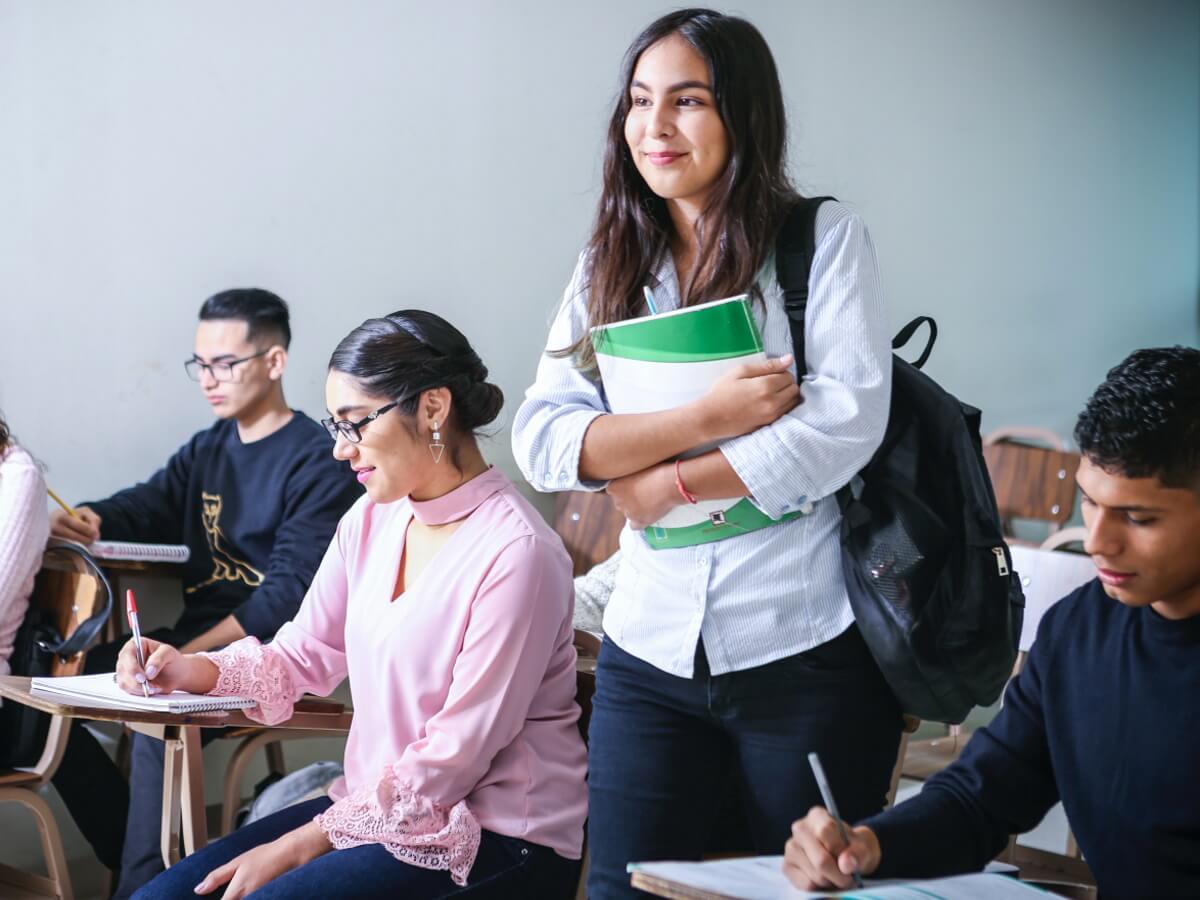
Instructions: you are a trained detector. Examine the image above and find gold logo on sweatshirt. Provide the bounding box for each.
[185,492,264,593]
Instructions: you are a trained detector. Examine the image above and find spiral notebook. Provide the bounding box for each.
[30,673,255,713]
[88,540,191,564]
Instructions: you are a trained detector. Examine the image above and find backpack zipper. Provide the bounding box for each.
[992,547,1009,577]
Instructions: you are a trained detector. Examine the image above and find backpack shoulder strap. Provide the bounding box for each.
[40,540,112,659]
[776,196,836,374]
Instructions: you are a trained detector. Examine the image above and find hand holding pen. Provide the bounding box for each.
[780,753,882,891]
[125,589,151,698]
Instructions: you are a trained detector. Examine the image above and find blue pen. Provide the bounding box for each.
[642,286,659,315]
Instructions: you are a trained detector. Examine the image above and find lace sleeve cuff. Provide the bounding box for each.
[199,637,298,726]
[314,766,482,886]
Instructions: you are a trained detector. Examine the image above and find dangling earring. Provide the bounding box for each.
[429,420,445,464]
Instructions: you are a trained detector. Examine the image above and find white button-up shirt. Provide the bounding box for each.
[512,202,891,677]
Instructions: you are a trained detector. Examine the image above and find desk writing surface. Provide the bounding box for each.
[0,676,353,731]
[629,858,1038,900]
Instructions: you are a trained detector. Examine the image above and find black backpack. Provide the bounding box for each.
[0,540,112,767]
[776,197,1024,724]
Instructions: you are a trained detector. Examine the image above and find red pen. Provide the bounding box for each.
[126,589,151,698]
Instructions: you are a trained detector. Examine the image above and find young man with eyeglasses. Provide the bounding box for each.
[48,288,361,896]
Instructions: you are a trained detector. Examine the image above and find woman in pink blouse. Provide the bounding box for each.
[119,311,588,900]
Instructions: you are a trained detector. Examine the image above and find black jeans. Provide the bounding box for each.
[133,797,581,899]
[586,626,902,899]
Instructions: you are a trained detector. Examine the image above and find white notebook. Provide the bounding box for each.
[628,857,1037,900]
[88,540,191,563]
[30,673,255,714]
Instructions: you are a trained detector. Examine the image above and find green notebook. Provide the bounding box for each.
[592,295,806,550]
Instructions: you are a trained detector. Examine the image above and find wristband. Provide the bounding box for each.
[674,459,698,505]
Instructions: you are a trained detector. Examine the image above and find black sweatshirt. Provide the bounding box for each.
[85,413,361,641]
[864,579,1200,897]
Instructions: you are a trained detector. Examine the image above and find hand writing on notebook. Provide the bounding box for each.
[115,637,218,697]
[49,505,102,543]
[783,806,881,891]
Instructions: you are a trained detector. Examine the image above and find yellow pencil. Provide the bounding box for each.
[47,488,80,519]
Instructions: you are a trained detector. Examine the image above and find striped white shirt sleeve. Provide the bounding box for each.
[721,205,891,520]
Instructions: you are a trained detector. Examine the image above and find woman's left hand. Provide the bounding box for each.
[194,822,332,899]
[607,462,680,530]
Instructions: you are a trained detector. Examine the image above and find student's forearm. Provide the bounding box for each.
[578,407,711,482]
[179,615,247,654]
[606,449,751,530]
[676,450,750,501]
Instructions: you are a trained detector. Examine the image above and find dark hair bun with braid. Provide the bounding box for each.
[329,310,504,433]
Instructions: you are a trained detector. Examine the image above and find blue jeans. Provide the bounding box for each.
[113,730,220,899]
[586,627,902,899]
[132,797,580,899]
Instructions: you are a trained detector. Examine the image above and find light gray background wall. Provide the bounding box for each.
[2,0,1198,509]
[0,3,1196,895]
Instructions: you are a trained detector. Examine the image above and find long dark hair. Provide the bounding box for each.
[328,310,503,470]
[0,414,9,453]
[568,8,798,367]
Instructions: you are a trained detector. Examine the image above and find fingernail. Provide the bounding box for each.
[134,673,146,683]
[146,665,158,678]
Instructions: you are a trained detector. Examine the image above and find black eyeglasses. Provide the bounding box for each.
[321,402,398,444]
[184,349,270,383]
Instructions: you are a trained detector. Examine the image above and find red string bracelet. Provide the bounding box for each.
[675,459,698,504]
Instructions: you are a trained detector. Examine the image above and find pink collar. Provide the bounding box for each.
[409,466,506,525]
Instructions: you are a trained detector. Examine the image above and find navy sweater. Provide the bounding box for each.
[86,413,361,641]
[865,579,1200,897]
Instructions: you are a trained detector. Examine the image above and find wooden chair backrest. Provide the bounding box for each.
[33,552,103,677]
[575,662,596,745]
[553,491,625,577]
[983,441,1081,528]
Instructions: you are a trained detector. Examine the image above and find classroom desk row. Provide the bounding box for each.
[0,676,353,868]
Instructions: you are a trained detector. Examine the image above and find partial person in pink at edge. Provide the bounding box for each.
[0,415,50,680]
[116,310,588,900]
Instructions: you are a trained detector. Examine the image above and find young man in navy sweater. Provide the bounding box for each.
[49,288,361,895]
[784,346,1200,898]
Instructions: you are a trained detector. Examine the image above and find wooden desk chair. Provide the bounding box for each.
[554,491,625,576]
[983,429,1081,544]
[0,544,107,900]
[572,649,597,900]
[216,696,353,836]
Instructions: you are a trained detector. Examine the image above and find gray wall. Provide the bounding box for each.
[2,0,1198,509]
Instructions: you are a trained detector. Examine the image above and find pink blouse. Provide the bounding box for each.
[203,467,587,885]
[0,445,49,677]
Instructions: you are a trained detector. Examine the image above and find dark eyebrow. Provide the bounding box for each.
[193,353,238,363]
[630,79,713,94]
[1077,487,1164,513]
[334,404,368,418]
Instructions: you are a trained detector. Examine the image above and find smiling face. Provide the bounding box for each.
[192,319,283,420]
[325,370,445,504]
[624,33,730,215]
[1077,455,1200,620]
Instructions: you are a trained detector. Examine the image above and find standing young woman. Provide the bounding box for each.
[123,311,587,900]
[511,10,901,897]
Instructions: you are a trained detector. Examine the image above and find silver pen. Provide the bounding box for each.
[807,751,864,889]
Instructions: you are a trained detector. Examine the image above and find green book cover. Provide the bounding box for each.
[592,295,801,550]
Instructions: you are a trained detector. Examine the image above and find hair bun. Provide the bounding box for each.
[459,381,504,431]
